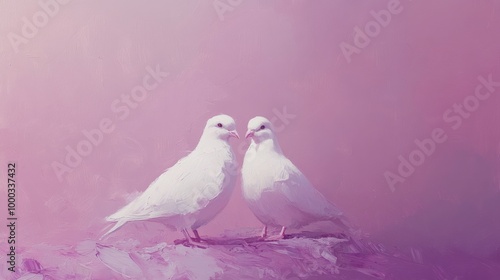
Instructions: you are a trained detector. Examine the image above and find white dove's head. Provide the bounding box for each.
[245,116,276,143]
[203,114,239,141]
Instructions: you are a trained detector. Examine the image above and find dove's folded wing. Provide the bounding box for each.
[107,152,229,222]
[274,159,343,219]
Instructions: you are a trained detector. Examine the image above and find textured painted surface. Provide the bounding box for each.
[1,0,500,279]
[0,231,387,279]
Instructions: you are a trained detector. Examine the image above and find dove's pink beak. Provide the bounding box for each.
[245,130,255,139]
[229,130,240,139]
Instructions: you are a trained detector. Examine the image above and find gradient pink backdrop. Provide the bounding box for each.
[1,0,500,278]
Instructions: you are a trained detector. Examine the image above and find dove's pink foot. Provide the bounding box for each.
[279,226,286,237]
[182,229,207,248]
[266,226,287,241]
[192,229,202,242]
[260,225,268,238]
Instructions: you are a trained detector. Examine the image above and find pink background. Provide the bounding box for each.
[1,0,500,277]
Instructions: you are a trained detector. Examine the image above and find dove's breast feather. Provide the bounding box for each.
[241,151,284,199]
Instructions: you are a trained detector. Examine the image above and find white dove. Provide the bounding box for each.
[241,116,351,240]
[102,114,240,246]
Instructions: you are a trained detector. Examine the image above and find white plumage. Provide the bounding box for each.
[242,116,350,238]
[103,114,239,245]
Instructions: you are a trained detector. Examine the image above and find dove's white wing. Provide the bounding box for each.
[107,150,229,222]
[273,158,344,219]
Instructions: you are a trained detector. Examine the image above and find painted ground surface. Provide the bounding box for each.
[1,228,499,279]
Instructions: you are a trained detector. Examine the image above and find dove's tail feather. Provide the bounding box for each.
[100,220,127,240]
[330,215,363,239]
[330,215,353,232]
[330,215,370,253]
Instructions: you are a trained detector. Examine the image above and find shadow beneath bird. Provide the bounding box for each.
[173,230,351,247]
[285,231,350,240]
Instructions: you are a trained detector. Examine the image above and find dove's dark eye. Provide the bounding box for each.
[260,125,266,130]
[217,123,223,128]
